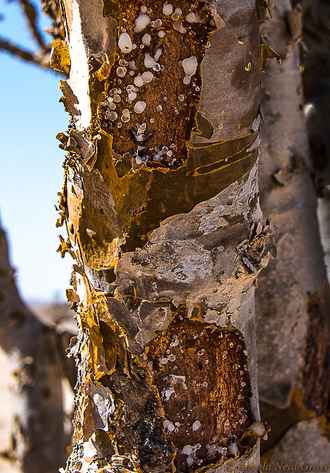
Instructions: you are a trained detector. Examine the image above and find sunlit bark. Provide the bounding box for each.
[55,0,275,471]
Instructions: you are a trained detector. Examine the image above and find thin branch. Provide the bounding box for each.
[13,0,49,51]
[0,37,50,69]
[41,0,65,40]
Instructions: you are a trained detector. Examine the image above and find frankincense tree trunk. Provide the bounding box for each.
[256,0,330,466]
[0,225,66,473]
[54,0,274,471]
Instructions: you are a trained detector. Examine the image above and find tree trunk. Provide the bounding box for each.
[55,0,274,471]
[298,0,330,282]
[256,0,330,465]
[0,226,67,473]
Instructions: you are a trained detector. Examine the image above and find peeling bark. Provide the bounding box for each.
[55,0,274,471]
[0,226,67,473]
[256,0,330,464]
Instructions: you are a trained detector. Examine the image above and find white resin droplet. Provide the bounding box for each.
[171,8,182,20]
[140,5,147,13]
[151,19,162,28]
[186,12,197,22]
[108,111,118,121]
[134,101,146,114]
[163,419,175,431]
[183,75,191,84]
[113,94,121,103]
[128,91,137,101]
[192,421,201,431]
[182,445,193,455]
[134,14,151,33]
[134,75,144,87]
[142,71,154,83]
[122,108,130,117]
[173,21,187,34]
[158,30,166,38]
[182,56,198,76]
[109,102,116,110]
[144,53,156,68]
[116,67,127,77]
[154,48,162,62]
[127,84,139,92]
[162,2,173,16]
[142,33,151,45]
[118,32,132,53]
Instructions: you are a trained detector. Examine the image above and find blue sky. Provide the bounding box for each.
[0,0,72,303]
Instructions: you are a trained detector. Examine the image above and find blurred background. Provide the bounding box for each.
[0,0,72,305]
[0,6,75,469]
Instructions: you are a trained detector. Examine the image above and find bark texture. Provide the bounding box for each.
[55,0,274,471]
[0,226,67,473]
[256,0,330,465]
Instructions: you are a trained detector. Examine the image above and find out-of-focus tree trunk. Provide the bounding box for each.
[0,225,67,473]
[54,0,275,471]
[298,0,330,282]
[256,0,330,466]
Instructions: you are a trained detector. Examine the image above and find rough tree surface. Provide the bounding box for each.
[53,0,274,471]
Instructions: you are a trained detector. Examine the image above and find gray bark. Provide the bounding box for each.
[297,0,330,283]
[0,226,67,473]
[256,0,330,465]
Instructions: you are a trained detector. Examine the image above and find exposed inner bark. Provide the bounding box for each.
[147,311,254,471]
[100,0,214,169]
